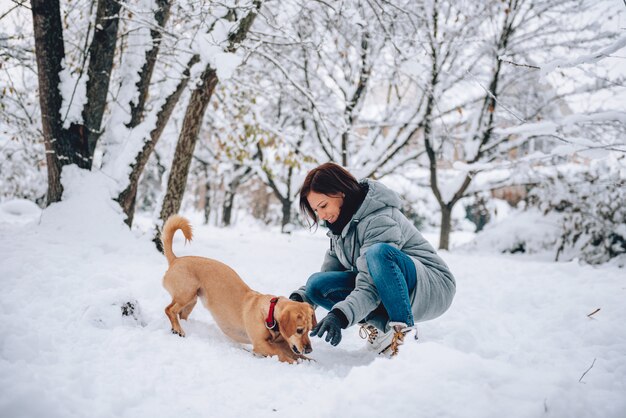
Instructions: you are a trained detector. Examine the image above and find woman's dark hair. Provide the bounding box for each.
[299,162,362,227]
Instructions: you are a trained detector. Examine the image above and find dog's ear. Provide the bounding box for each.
[277,308,291,332]
[309,306,317,328]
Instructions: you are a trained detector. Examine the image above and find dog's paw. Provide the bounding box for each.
[171,329,185,337]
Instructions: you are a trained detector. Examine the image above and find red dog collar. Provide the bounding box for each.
[265,297,279,331]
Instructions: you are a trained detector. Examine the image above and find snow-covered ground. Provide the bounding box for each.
[1,175,625,418]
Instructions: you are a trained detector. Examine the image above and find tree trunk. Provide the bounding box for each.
[158,66,219,227]
[259,156,295,234]
[222,189,235,226]
[82,0,123,158]
[439,205,452,250]
[203,175,211,225]
[221,165,253,226]
[341,29,370,168]
[31,0,89,204]
[281,198,292,233]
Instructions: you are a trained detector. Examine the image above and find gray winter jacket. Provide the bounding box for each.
[294,179,456,332]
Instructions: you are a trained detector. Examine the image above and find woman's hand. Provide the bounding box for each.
[310,311,344,346]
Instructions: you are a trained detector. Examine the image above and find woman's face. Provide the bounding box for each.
[307,191,344,224]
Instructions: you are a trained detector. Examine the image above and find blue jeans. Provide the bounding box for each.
[305,243,417,326]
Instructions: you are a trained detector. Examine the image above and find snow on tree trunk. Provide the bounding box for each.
[116,55,200,226]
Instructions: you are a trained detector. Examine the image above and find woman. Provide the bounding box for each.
[289,162,456,356]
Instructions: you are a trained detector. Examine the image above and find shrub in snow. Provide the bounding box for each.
[464,193,492,232]
[528,161,626,265]
[462,208,560,255]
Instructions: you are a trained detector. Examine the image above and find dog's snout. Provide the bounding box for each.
[304,344,312,354]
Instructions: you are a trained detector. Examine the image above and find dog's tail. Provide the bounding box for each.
[161,215,193,265]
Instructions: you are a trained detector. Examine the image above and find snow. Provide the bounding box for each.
[1,172,625,418]
[192,17,242,81]
[0,199,41,224]
[211,51,243,80]
[496,112,626,140]
[58,58,89,129]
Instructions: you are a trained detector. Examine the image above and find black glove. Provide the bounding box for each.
[310,310,348,346]
[289,293,303,302]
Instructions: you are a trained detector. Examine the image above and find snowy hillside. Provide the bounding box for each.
[0,174,625,418]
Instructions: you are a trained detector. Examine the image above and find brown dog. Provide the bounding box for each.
[161,215,316,363]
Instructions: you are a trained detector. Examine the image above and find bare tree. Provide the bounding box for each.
[422,0,512,249]
[414,0,623,249]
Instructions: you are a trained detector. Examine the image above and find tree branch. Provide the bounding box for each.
[578,358,596,383]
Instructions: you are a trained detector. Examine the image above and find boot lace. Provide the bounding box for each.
[359,324,378,344]
[389,326,408,357]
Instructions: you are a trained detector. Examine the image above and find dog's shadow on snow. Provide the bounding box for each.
[306,345,378,374]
